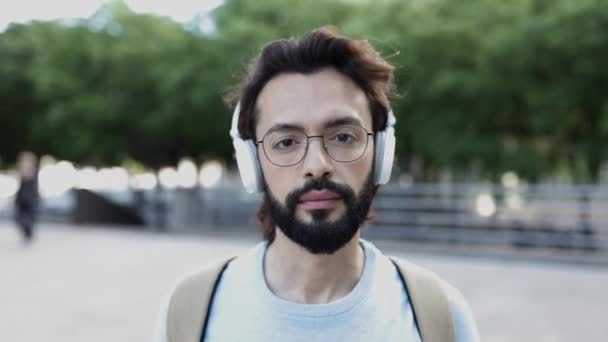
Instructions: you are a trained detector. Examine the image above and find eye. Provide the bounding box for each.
[336,133,353,143]
[278,139,295,148]
[272,137,302,150]
[330,133,356,144]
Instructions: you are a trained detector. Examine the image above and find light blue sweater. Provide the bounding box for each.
[155,240,480,341]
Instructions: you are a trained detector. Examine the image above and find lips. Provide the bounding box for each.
[299,190,341,210]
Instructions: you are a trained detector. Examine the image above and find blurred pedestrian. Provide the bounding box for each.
[14,151,39,243]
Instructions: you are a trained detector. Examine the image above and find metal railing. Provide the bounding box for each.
[368,183,608,250]
[196,182,608,250]
[3,179,605,250]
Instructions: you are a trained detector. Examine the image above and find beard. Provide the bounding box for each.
[264,170,377,255]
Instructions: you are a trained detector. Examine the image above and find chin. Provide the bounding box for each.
[299,208,345,223]
[303,202,346,215]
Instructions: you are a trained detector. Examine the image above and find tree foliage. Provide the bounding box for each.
[0,0,606,181]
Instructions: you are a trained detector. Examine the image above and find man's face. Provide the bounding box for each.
[255,68,377,254]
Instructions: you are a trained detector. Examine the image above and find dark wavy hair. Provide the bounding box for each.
[227,27,396,241]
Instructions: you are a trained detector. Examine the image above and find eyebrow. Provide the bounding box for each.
[324,116,363,128]
[265,116,363,134]
[265,122,305,134]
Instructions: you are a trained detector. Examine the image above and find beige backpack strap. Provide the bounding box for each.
[390,257,455,342]
[167,257,234,342]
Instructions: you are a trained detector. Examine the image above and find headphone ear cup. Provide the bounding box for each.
[374,126,396,185]
[233,138,262,193]
[374,131,386,184]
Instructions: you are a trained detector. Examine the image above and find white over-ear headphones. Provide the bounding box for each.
[230,103,397,193]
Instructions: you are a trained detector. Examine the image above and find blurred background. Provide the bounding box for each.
[1,0,607,341]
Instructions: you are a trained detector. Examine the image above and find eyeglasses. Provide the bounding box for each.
[257,124,374,167]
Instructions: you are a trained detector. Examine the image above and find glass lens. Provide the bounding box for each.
[324,125,368,162]
[263,129,307,166]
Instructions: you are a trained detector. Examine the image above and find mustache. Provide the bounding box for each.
[285,178,356,212]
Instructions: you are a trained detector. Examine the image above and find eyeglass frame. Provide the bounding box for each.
[255,124,375,167]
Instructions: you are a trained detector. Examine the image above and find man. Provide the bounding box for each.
[14,151,39,244]
[156,28,479,341]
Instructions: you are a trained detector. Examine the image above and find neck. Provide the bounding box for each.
[263,228,364,304]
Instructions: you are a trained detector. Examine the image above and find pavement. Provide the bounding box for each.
[1,221,607,342]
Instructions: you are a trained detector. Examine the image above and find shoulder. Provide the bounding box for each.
[170,241,264,296]
[172,257,234,294]
[154,243,265,342]
[436,278,480,342]
[155,257,233,342]
[388,256,480,342]
[163,243,265,321]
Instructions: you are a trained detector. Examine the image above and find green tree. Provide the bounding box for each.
[1,0,606,182]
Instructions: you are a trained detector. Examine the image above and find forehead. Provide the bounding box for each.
[255,68,372,135]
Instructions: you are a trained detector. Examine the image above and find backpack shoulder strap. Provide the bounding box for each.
[389,257,455,342]
[166,257,234,342]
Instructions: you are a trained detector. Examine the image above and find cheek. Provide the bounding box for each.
[345,147,374,193]
[260,158,292,203]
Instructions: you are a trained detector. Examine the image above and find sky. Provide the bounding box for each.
[0,0,225,31]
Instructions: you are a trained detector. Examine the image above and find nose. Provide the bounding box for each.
[302,137,334,180]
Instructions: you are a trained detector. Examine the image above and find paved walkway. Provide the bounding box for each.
[1,221,607,342]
